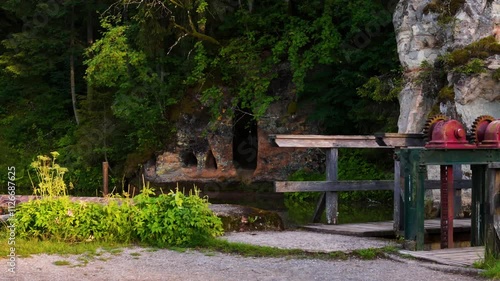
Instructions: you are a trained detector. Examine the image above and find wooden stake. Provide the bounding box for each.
[103,162,109,196]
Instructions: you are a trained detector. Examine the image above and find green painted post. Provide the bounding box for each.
[416,163,426,250]
[402,148,420,249]
[401,149,413,242]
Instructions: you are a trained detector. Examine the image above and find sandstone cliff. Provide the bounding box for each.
[394,0,500,133]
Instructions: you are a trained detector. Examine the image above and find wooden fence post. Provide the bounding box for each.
[325,148,338,224]
[103,161,109,196]
[485,163,500,260]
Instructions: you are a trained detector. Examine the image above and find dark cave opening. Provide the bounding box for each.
[180,150,198,167]
[205,149,218,169]
[232,110,258,170]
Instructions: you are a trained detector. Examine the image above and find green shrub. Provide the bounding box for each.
[17,153,223,246]
[452,58,486,75]
[15,197,135,243]
[132,186,224,247]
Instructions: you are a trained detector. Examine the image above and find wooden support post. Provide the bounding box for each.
[485,163,500,260]
[471,165,486,246]
[102,161,109,196]
[325,148,338,224]
[440,165,454,249]
[393,157,404,234]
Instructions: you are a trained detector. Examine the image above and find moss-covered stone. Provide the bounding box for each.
[423,0,466,23]
[210,204,285,232]
[445,36,500,68]
[493,68,500,81]
[437,86,455,103]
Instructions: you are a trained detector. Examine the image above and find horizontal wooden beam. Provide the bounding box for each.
[275,180,471,193]
[271,134,424,148]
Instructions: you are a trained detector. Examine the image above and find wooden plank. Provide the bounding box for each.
[301,219,471,237]
[273,134,424,148]
[275,179,472,192]
[399,247,484,267]
[325,149,338,225]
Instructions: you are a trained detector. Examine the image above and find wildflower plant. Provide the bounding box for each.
[29,151,69,197]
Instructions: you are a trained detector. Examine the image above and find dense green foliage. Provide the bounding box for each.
[1,0,401,194]
[15,157,223,246]
[133,186,224,246]
[16,189,223,246]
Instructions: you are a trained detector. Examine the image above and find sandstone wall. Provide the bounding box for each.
[144,67,321,184]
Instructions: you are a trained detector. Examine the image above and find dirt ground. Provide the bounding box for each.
[2,230,485,281]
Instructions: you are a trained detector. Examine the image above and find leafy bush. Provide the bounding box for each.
[15,197,135,243]
[133,186,224,247]
[16,153,223,246]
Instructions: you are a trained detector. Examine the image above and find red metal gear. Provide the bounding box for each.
[471,115,495,144]
[423,115,448,142]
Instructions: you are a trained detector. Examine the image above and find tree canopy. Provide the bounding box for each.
[0,0,401,194]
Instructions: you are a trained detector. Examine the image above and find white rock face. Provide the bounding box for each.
[393,0,500,133]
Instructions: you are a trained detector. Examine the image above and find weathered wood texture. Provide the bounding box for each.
[399,247,484,267]
[272,133,424,148]
[486,164,500,259]
[275,179,472,192]
[301,219,471,237]
[325,149,338,225]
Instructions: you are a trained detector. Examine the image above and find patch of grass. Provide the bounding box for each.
[353,246,399,260]
[0,234,129,258]
[76,256,90,266]
[107,248,123,255]
[130,252,141,257]
[53,260,71,266]
[198,239,354,260]
[475,257,500,279]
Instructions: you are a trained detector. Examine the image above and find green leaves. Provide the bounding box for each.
[133,188,224,247]
[15,187,223,246]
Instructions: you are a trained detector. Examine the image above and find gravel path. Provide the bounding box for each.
[2,231,485,281]
[220,230,398,252]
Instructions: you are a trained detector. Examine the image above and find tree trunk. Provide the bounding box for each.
[70,6,79,125]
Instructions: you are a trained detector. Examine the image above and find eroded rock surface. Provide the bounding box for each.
[144,67,321,184]
[394,0,500,133]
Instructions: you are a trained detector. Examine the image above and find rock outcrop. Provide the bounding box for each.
[144,67,321,184]
[394,0,500,133]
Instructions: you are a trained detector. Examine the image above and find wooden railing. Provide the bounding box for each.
[271,134,471,231]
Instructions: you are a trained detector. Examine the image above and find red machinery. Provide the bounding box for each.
[423,115,471,149]
[423,114,500,249]
[472,115,500,148]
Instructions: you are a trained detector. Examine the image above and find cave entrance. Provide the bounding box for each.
[180,150,198,167]
[233,109,258,170]
[205,149,217,170]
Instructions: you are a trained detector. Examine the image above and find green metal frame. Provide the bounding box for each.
[399,148,494,250]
